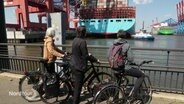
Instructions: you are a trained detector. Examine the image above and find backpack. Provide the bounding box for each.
[108,42,126,71]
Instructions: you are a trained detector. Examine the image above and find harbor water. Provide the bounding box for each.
[9,34,184,68]
[78,35,184,49]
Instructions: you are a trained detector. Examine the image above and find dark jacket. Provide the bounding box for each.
[71,37,88,72]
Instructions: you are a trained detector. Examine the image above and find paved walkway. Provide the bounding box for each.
[0,71,184,104]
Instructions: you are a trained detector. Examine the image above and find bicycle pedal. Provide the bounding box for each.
[133,100,142,104]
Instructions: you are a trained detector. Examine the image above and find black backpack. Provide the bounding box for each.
[108,42,127,71]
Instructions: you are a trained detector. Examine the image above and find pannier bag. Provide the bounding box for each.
[43,72,59,98]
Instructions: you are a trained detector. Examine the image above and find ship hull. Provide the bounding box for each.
[158,26,175,35]
[78,18,135,36]
[158,30,175,35]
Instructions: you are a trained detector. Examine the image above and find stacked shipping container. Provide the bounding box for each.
[79,0,135,19]
[79,7,135,19]
[84,0,128,8]
[97,0,128,8]
[78,0,136,35]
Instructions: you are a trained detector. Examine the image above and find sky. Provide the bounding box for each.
[4,0,181,32]
[130,0,180,31]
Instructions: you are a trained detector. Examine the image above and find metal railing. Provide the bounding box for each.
[1,43,184,67]
[0,43,184,94]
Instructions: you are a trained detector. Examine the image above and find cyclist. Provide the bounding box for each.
[43,27,65,73]
[70,26,88,104]
[110,29,145,100]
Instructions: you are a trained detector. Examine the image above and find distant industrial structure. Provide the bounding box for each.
[151,18,177,35]
[4,0,136,39]
[3,0,78,43]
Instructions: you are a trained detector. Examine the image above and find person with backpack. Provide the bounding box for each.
[108,29,145,99]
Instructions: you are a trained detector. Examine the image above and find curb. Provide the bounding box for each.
[152,92,184,102]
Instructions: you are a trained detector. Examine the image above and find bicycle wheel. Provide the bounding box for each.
[87,72,113,94]
[94,84,125,104]
[19,75,41,102]
[39,80,71,104]
[138,76,153,104]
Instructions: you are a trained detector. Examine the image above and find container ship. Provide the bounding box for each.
[78,0,136,36]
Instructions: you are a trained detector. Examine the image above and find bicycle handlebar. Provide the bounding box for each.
[88,53,101,64]
[129,60,153,67]
[60,55,71,62]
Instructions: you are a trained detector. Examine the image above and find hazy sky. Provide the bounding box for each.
[4,0,181,32]
[130,0,180,31]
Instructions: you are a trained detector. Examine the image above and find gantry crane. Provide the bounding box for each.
[4,0,81,31]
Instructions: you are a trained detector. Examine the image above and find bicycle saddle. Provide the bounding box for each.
[57,62,69,67]
[39,59,48,63]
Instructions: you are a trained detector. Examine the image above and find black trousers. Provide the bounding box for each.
[72,69,85,104]
[46,62,55,73]
[114,67,145,96]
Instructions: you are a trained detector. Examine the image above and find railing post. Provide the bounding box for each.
[13,30,16,43]
[166,51,170,67]
[40,45,43,56]
[0,1,9,70]
[13,44,17,56]
[13,30,17,56]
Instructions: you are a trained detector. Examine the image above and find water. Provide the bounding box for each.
[11,35,184,59]
[65,35,184,68]
[66,35,184,49]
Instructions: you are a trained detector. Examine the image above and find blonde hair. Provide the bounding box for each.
[45,27,55,37]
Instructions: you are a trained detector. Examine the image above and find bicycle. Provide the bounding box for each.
[18,55,71,103]
[93,60,153,104]
[39,54,113,104]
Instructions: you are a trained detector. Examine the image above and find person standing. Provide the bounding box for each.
[43,27,65,73]
[70,26,88,104]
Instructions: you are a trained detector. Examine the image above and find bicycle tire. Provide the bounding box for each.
[93,84,125,104]
[39,80,72,104]
[19,75,41,102]
[137,75,153,104]
[87,72,113,94]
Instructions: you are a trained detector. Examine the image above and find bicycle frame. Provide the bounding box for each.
[68,60,101,89]
[83,62,100,84]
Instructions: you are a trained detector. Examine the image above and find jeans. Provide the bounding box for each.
[72,69,85,104]
[46,62,55,73]
[114,67,145,96]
